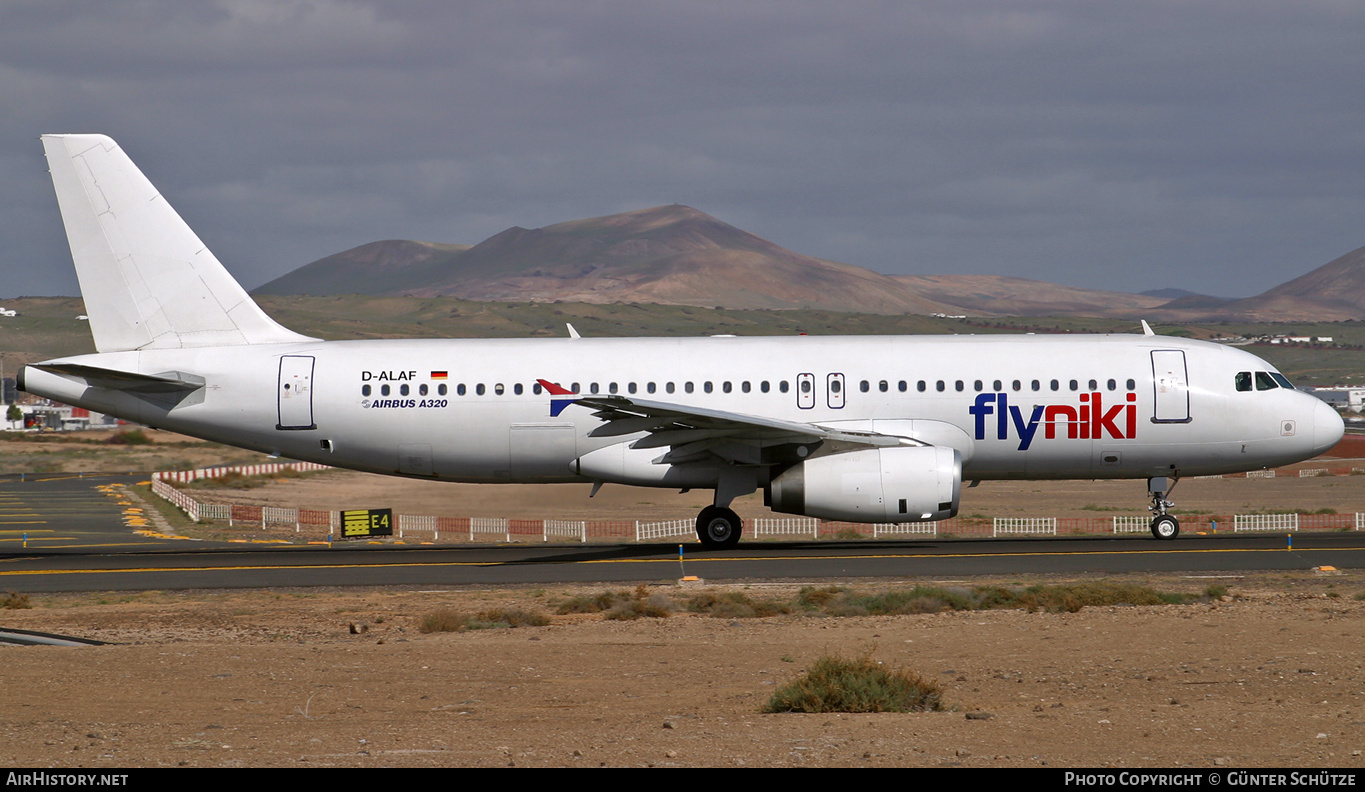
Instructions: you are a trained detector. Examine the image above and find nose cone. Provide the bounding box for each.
[1312,399,1346,457]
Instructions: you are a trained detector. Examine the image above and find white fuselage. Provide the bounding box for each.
[21,332,1343,486]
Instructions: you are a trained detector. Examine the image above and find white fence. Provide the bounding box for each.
[873,522,938,537]
[751,517,820,538]
[470,517,509,542]
[1112,516,1151,534]
[636,519,694,541]
[545,520,587,542]
[1234,514,1299,532]
[994,517,1058,536]
[398,514,438,541]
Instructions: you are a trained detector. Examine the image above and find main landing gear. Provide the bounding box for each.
[696,505,743,550]
[1148,475,1179,540]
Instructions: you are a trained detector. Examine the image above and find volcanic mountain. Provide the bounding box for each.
[255,205,952,314]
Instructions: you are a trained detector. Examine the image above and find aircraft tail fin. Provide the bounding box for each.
[41,134,315,353]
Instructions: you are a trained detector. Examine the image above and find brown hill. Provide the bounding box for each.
[257,205,954,314]
[893,274,1168,317]
[254,240,470,296]
[1187,244,1365,322]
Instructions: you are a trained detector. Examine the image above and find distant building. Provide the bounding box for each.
[1308,387,1365,412]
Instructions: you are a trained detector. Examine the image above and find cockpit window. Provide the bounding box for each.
[1255,371,1278,391]
[1235,371,1252,392]
[1271,372,1294,389]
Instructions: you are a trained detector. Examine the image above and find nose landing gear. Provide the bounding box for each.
[1148,476,1179,540]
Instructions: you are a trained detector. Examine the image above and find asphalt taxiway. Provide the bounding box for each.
[2,473,1364,592]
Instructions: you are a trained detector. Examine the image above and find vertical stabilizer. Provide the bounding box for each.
[41,134,315,352]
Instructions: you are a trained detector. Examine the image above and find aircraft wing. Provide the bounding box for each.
[538,380,911,466]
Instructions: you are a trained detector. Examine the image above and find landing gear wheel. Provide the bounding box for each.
[1150,514,1180,540]
[696,506,743,550]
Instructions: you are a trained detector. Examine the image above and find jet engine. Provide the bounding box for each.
[767,445,961,523]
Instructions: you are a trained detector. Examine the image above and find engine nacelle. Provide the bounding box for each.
[767,445,961,523]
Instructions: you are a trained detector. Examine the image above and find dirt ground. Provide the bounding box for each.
[3,575,1365,768]
[6,433,1365,767]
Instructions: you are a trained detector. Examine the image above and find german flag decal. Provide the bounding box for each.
[430,371,448,380]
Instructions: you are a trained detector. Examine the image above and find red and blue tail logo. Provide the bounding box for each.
[537,379,578,417]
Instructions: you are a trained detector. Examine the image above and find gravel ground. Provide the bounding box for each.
[2,574,1364,768]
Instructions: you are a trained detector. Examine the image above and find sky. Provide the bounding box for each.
[3,1,1365,299]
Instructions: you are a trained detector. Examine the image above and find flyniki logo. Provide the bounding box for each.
[969,392,1138,450]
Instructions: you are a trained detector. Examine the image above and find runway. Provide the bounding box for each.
[1,473,1362,592]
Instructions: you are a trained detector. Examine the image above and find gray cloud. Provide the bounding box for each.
[2,1,1364,299]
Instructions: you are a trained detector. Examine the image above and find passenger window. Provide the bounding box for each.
[457,384,466,396]
[514,383,524,395]
[590,383,599,394]
[742,381,751,393]
[722,381,731,393]
[647,382,656,394]
[760,381,769,393]
[779,380,790,393]
[1107,379,1116,391]
[1031,380,1040,391]
[936,380,945,392]
[800,379,811,393]
[667,382,676,394]
[419,384,428,396]
[1012,380,1021,391]
[1051,380,1059,391]
[400,384,410,396]
[381,384,391,396]
[879,380,888,393]
[362,384,371,397]
[608,382,617,394]
[974,380,983,392]
[1088,379,1098,391]
[1126,379,1136,391]
[571,382,580,393]
[917,381,926,392]
[440,384,449,396]
[1069,380,1078,391]
[898,380,907,392]
[1255,371,1278,391]
[993,380,1002,391]
[494,383,505,395]
[476,384,485,396]
[532,383,542,395]
[830,380,841,394]
[628,382,637,394]
[860,380,870,393]
[685,382,694,394]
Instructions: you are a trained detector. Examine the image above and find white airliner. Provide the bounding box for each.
[20,135,1346,548]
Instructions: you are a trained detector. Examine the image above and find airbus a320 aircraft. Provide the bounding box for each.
[20,135,1346,548]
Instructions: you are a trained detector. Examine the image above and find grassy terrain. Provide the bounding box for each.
[1,295,1363,384]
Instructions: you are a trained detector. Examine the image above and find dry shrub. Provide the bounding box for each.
[2,591,32,609]
[765,653,945,714]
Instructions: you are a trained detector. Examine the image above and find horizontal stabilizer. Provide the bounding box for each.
[30,363,204,393]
